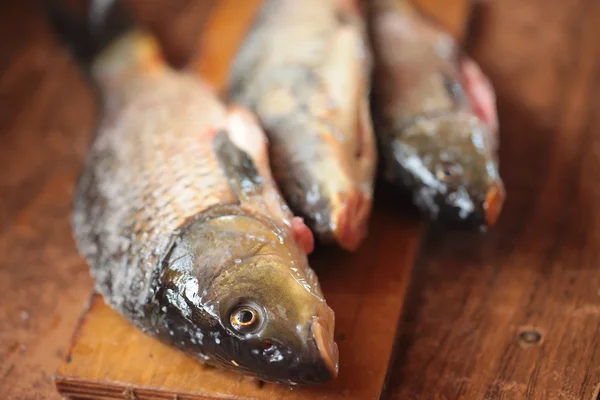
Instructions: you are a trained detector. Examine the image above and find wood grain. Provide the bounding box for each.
[0,2,96,399]
[387,0,600,399]
[10,0,600,399]
[412,0,470,41]
[190,0,265,93]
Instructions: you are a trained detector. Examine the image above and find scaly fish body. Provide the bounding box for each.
[55,2,338,385]
[228,0,377,251]
[369,0,505,228]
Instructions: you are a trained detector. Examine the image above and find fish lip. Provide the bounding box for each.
[483,180,505,228]
[431,177,505,229]
[330,190,372,252]
[309,315,339,382]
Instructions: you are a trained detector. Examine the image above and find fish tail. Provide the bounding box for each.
[44,0,134,67]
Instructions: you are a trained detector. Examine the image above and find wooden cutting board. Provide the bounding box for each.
[54,0,468,399]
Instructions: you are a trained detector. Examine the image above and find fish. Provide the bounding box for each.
[368,0,506,229]
[47,0,338,385]
[227,0,377,252]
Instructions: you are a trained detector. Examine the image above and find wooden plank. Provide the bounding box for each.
[388,0,600,399]
[190,0,265,93]
[412,0,470,41]
[0,2,98,400]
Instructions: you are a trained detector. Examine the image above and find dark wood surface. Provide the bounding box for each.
[0,3,96,399]
[388,0,600,399]
[0,0,598,399]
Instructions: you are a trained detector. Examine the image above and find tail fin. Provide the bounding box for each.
[44,0,134,66]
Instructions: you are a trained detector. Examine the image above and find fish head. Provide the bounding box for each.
[214,257,338,385]
[160,208,338,385]
[391,113,505,228]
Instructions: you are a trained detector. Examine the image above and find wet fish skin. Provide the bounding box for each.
[369,0,505,228]
[228,0,377,251]
[62,6,338,383]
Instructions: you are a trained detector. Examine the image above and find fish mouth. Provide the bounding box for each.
[330,190,372,252]
[309,316,339,382]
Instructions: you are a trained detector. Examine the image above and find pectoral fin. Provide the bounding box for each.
[214,107,293,225]
[213,128,264,207]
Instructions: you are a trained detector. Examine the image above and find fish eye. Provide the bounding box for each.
[229,304,262,333]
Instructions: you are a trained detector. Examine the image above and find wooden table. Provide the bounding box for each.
[1,0,599,399]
